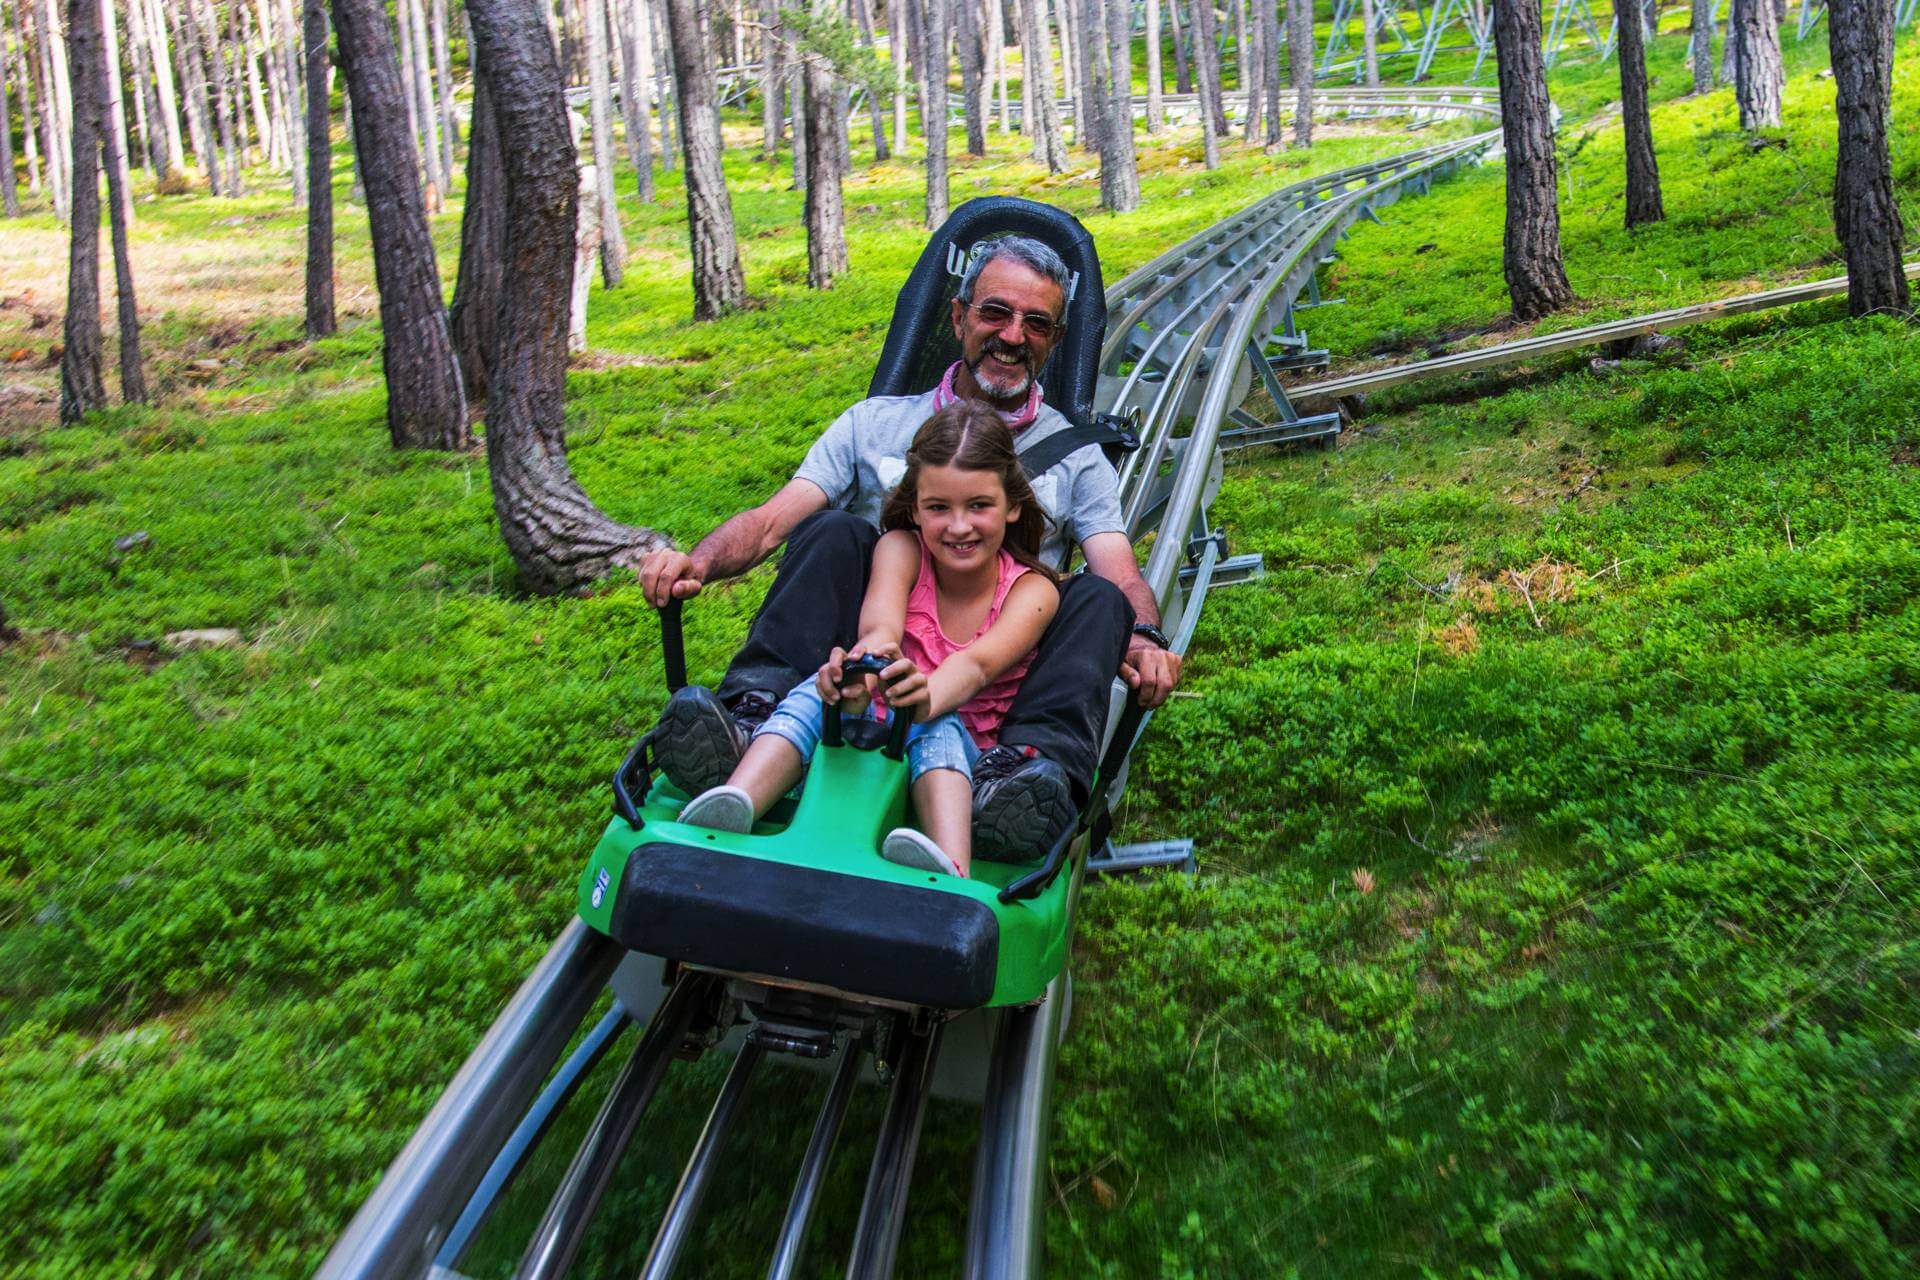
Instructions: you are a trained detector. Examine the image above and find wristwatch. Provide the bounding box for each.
[1131,622,1172,650]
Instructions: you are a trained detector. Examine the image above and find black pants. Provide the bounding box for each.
[720,511,1133,798]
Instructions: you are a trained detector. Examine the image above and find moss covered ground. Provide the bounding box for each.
[3,25,1918,1279]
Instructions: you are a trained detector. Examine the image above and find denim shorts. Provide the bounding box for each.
[757,678,980,784]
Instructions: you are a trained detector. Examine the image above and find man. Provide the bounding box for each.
[637,236,1182,854]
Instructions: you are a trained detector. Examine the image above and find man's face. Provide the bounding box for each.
[949,258,1067,407]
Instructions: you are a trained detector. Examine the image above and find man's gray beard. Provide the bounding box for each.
[967,352,1034,405]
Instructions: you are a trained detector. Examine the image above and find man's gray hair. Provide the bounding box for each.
[955,235,1075,312]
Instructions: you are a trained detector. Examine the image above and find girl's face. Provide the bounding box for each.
[913,463,1019,574]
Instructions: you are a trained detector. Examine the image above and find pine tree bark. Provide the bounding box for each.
[923,0,950,226]
[890,0,908,153]
[1144,0,1162,132]
[0,14,18,214]
[1241,0,1262,141]
[121,0,162,175]
[1099,0,1137,208]
[1688,0,1713,92]
[31,0,74,219]
[93,0,146,400]
[585,0,626,285]
[1731,0,1781,129]
[851,0,888,158]
[1491,0,1574,319]
[1617,0,1664,227]
[1167,0,1191,94]
[1261,0,1280,143]
[9,0,46,202]
[802,49,847,284]
[663,0,747,316]
[332,0,469,448]
[1827,0,1910,318]
[141,0,183,170]
[1362,0,1379,86]
[1019,0,1066,169]
[279,0,308,199]
[199,0,243,193]
[463,0,669,594]
[61,0,106,422]
[1189,0,1220,167]
[956,0,985,154]
[1288,0,1311,146]
[403,0,445,206]
[651,0,676,169]
[168,0,214,186]
[620,0,656,199]
[451,75,504,394]
[430,0,456,170]
[761,0,782,157]
[304,0,335,336]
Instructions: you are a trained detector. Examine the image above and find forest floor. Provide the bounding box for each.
[3,24,1919,1280]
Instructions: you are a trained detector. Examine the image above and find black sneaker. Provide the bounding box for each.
[654,686,753,796]
[727,689,778,736]
[971,746,1075,860]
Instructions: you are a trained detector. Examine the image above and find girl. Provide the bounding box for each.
[678,401,1060,878]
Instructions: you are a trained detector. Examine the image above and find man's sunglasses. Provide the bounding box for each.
[966,301,1064,342]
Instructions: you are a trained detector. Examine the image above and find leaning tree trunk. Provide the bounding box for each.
[303,0,334,335]
[923,0,951,227]
[463,0,669,594]
[332,0,469,448]
[1189,0,1221,167]
[1492,0,1574,319]
[585,0,626,286]
[95,0,147,401]
[1020,0,1067,170]
[802,51,848,286]
[451,76,506,398]
[1688,0,1713,92]
[663,0,747,317]
[1288,0,1312,147]
[60,0,107,422]
[1617,0,1664,226]
[1828,0,1910,317]
[1731,0,1782,129]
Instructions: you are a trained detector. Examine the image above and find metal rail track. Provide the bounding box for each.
[316,86,1497,1280]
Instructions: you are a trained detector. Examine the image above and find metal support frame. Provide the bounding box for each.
[1088,838,1199,875]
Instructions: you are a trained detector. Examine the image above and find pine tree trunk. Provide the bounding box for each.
[9,0,46,201]
[585,0,625,285]
[989,0,1008,133]
[120,0,159,174]
[1617,0,1664,226]
[1688,0,1712,92]
[1731,0,1781,129]
[279,0,308,199]
[1019,0,1066,168]
[463,0,669,594]
[789,65,806,188]
[451,75,504,394]
[32,0,74,219]
[0,12,19,214]
[1203,0,1227,133]
[1362,0,1379,85]
[242,7,276,165]
[168,0,213,186]
[761,0,781,157]
[141,0,182,170]
[651,0,676,170]
[620,0,656,199]
[403,0,445,206]
[1144,0,1162,132]
[1827,0,1910,317]
[304,0,335,336]
[332,0,469,448]
[1261,0,1280,143]
[1167,0,1191,94]
[93,0,145,399]
[803,52,847,284]
[1071,0,1100,151]
[956,0,985,153]
[891,0,908,153]
[923,0,949,226]
[1492,0,1573,319]
[1101,0,1137,208]
[853,0,889,157]
[663,0,747,316]
[200,0,243,194]
[1189,0,1220,167]
[61,0,106,421]
[1241,0,1261,142]
[1288,0,1311,146]
[430,0,455,172]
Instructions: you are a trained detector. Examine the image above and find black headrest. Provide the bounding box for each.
[867,198,1107,429]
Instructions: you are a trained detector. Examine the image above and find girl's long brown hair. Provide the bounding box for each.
[880,401,1060,582]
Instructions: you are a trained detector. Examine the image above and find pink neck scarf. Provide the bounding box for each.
[932,360,1044,431]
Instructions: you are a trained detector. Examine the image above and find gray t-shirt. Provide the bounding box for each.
[793,389,1127,568]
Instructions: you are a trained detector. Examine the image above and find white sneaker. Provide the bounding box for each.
[881,828,963,878]
[678,785,755,834]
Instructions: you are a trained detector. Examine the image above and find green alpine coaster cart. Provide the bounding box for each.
[314,198,1212,1280]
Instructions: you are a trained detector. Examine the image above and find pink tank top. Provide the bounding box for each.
[896,537,1036,748]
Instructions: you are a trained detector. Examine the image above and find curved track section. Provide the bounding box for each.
[315,86,1497,1280]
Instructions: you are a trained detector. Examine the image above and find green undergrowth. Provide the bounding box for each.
[3,32,1919,1280]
